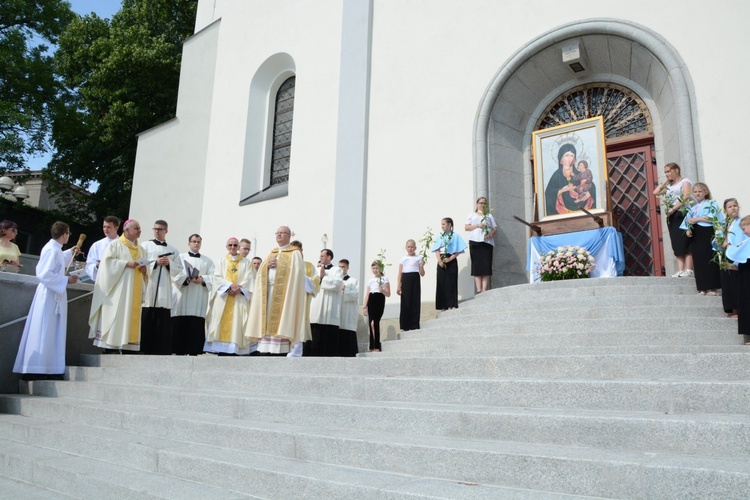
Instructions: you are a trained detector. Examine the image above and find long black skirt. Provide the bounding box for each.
[667,211,691,257]
[469,241,493,276]
[367,292,385,350]
[690,225,721,291]
[399,272,421,331]
[171,316,206,355]
[737,263,750,336]
[720,268,739,313]
[435,259,458,310]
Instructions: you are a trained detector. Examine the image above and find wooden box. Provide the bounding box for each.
[533,211,616,236]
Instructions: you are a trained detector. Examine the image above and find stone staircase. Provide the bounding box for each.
[0,277,748,499]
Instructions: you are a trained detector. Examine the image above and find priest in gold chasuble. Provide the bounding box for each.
[247,226,307,355]
[204,237,255,355]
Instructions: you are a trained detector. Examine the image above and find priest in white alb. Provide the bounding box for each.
[204,237,255,355]
[85,216,120,281]
[88,219,148,352]
[172,233,214,355]
[13,221,80,380]
[247,226,307,355]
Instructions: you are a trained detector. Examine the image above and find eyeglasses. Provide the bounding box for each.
[477,201,487,205]
[275,232,290,236]
[227,243,239,247]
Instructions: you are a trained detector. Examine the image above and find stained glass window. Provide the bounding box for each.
[537,84,651,139]
[270,77,295,185]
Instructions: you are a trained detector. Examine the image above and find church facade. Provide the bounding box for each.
[130,0,749,313]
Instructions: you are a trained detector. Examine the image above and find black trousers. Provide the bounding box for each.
[140,307,173,355]
[367,292,385,350]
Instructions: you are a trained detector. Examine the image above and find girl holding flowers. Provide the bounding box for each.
[717,198,741,317]
[680,182,722,295]
[726,215,750,343]
[431,217,467,311]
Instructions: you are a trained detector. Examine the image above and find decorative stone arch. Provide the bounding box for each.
[473,18,701,286]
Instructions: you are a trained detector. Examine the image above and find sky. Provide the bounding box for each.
[26,1,124,172]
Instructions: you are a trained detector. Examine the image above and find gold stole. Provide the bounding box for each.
[219,255,240,342]
[256,246,296,336]
[120,235,143,344]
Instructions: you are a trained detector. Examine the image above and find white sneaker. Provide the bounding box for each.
[671,270,682,278]
[681,269,695,277]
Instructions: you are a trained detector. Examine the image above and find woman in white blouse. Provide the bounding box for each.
[464,197,497,293]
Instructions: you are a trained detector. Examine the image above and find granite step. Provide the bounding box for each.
[65,352,750,381]
[6,383,750,459]
[0,404,748,499]
[0,425,592,500]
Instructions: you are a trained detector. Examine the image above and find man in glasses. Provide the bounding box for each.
[248,226,307,355]
[205,237,255,355]
[172,234,214,355]
[140,220,185,355]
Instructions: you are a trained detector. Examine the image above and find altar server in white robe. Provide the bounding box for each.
[172,234,214,355]
[85,216,120,281]
[13,222,79,379]
[140,219,185,355]
[204,237,255,355]
[248,226,308,355]
[308,249,344,356]
[89,220,148,352]
[338,259,360,357]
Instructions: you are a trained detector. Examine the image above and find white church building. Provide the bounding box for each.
[130,0,749,314]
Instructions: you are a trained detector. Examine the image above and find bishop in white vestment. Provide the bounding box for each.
[89,220,148,352]
[14,222,79,378]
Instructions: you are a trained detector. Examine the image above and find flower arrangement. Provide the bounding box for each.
[537,245,595,281]
[661,192,694,224]
[710,209,733,271]
[481,202,494,238]
[418,227,434,262]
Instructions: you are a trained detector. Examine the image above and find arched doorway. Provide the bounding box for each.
[474,19,700,286]
[536,84,664,276]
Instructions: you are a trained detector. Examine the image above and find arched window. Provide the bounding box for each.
[240,53,295,205]
[270,76,295,186]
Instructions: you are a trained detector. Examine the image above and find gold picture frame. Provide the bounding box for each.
[532,117,608,221]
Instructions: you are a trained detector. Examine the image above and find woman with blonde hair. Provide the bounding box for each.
[653,163,693,277]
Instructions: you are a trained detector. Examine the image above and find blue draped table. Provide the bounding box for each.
[527,226,625,283]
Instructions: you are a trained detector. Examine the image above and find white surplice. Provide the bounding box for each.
[85,236,117,282]
[339,276,359,332]
[141,240,185,309]
[13,239,73,375]
[172,253,215,318]
[309,265,344,326]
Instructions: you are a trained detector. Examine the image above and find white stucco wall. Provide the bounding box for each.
[131,0,750,318]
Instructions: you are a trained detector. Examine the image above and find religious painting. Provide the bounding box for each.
[532,117,608,221]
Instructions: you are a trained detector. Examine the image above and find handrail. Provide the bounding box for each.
[0,291,93,331]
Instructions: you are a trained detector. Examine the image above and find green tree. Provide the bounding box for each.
[0,0,74,171]
[47,0,197,221]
